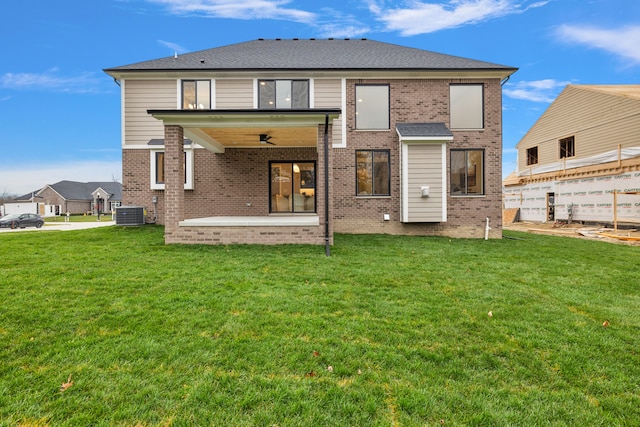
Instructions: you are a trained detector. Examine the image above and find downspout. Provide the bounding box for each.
[324,113,331,256]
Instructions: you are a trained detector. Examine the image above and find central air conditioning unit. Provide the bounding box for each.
[115,206,146,226]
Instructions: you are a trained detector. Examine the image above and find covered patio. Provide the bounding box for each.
[147,108,341,254]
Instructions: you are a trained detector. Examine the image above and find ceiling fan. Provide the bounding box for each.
[259,134,275,145]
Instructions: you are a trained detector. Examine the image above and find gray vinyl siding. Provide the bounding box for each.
[405,144,444,222]
[517,86,640,171]
[124,79,176,146]
[215,79,253,108]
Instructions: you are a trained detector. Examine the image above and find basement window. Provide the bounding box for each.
[526,146,538,165]
[559,136,575,159]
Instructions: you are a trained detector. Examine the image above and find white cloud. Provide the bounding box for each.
[556,24,640,66]
[0,70,103,93]
[158,40,188,54]
[370,0,549,36]
[503,79,572,103]
[148,0,315,23]
[0,160,122,196]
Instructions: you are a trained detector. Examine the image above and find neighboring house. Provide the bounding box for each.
[104,38,516,248]
[504,85,640,224]
[12,180,122,216]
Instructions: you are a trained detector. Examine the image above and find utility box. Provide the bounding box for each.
[115,206,145,226]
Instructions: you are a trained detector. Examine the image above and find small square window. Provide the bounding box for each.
[559,136,575,159]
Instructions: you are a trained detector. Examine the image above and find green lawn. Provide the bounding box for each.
[0,226,638,426]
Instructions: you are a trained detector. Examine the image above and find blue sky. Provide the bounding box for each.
[1,0,639,195]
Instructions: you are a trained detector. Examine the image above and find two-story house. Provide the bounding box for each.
[104,38,516,249]
[504,85,640,225]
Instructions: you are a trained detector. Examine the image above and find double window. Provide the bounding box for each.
[355,85,390,130]
[182,80,211,110]
[450,149,484,195]
[270,162,316,213]
[356,150,390,196]
[259,80,309,109]
[450,84,484,129]
[559,136,575,159]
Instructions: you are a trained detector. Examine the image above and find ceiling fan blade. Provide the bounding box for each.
[259,133,275,145]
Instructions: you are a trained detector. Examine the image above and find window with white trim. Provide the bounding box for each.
[150,148,194,190]
[182,80,211,109]
[259,80,309,109]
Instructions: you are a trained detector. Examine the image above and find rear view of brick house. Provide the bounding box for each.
[104,38,517,249]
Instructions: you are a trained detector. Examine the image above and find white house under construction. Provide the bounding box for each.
[503,85,640,225]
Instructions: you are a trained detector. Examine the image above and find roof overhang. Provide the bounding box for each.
[147,108,341,153]
[396,123,454,143]
[107,69,516,81]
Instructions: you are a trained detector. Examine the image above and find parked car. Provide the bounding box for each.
[0,213,45,229]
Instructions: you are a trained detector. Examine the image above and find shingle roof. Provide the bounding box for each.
[396,123,453,138]
[18,180,122,201]
[105,38,517,73]
[52,181,122,201]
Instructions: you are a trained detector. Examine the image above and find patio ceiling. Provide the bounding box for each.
[148,109,341,153]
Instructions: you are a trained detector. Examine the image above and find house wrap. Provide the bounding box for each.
[504,85,640,224]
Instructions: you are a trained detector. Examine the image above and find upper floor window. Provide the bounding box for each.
[355,85,390,130]
[259,80,309,109]
[182,80,211,109]
[451,149,484,195]
[356,150,390,196]
[450,84,484,129]
[559,136,575,159]
[526,146,538,166]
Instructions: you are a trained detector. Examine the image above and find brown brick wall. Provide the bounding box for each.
[165,225,329,246]
[331,78,503,238]
[121,78,503,242]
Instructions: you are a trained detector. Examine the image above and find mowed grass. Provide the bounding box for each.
[0,226,638,426]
